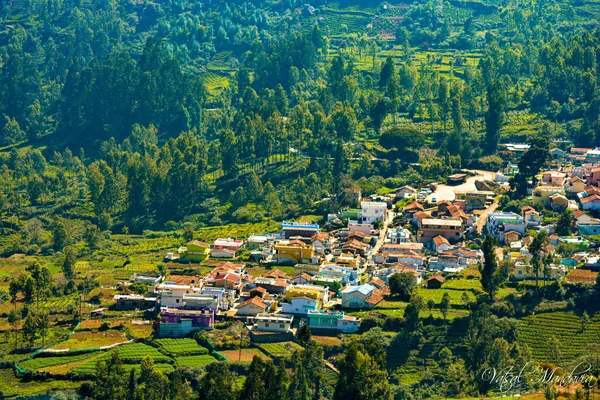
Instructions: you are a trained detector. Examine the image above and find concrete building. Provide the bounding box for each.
[157,307,215,337]
[307,310,360,333]
[360,201,388,225]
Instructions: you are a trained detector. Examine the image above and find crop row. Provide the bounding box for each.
[18,352,98,371]
[258,342,303,358]
[154,338,209,356]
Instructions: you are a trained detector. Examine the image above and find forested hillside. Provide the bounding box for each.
[2,0,600,398]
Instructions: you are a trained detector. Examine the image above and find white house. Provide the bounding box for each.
[252,313,293,332]
[360,201,388,225]
[513,261,566,281]
[281,297,319,315]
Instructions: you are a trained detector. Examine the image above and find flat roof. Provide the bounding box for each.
[422,218,462,227]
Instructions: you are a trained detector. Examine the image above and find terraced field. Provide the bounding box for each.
[517,311,600,364]
[174,354,217,368]
[258,342,304,358]
[154,338,209,356]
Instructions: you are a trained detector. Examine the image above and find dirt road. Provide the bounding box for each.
[369,209,395,257]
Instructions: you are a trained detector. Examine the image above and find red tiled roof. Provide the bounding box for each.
[433,235,450,247]
[428,274,445,283]
[238,297,267,309]
[581,194,600,204]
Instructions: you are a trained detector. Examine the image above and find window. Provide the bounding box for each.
[280,324,285,328]
[176,299,180,303]
[265,323,270,327]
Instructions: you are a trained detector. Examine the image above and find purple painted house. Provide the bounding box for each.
[157,307,215,337]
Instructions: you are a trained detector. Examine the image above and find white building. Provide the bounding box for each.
[319,264,360,285]
[252,313,293,332]
[360,201,388,225]
[281,297,318,315]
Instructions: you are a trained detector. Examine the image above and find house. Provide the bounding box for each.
[361,201,388,225]
[213,273,243,292]
[177,241,210,262]
[281,221,319,239]
[236,297,269,316]
[114,294,157,311]
[418,218,464,247]
[307,310,360,333]
[255,277,289,294]
[533,186,567,209]
[312,232,333,254]
[274,240,314,264]
[282,297,319,315]
[487,212,526,244]
[286,284,329,305]
[212,238,244,252]
[567,176,586,195]
[384,267,423,285]
[395,186,417,201]
[247,234,270,250]
[586,167,600,186]
[513,261,566,281]
[504,230,522,245]
[210,248,237,259]
[413,211,432,228]
[580,194,600,211]
[348,219,372,234]
[447,173,467,185]
[428,248,481,273]
[403,201,424,217]
[380,242,424,253]
[376,251,425,268]
[157,307,215,337]
[155,283,202,307]
[427,275,445,289]
[249,286,267,298]
[342,239,370,256]
[291,272,313,285]
[386,228,415,244]
[586,149,600,164]
[522,206,542,227]
[251,313,293,333]
[549,193,568,211]
[454,191,494,211]
[542,171,566,186]
[504,143,530,153]
[264,269,289,279]
[319,264,360,285]
[432,235,451,252]
[341,284,384,309]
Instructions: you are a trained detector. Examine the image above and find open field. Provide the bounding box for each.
[52,330,127,350]
[220,348,272,363]
[154,338,209,356]
[175,354,217,368]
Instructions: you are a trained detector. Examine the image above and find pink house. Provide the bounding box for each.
[212,238,244,251]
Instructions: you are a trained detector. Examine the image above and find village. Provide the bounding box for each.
[107,145,600,343]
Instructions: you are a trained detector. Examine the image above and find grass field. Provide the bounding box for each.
[154,338,209,356]
[517,311,600,364]
[175,354,217,368]
[0,368,82,398]
[258,342,304,358]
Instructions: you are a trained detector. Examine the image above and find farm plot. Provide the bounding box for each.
[220,348,271,363]
[52,330,127,350]
[71,343,173,375]
[18,351,100,372]
[258,342,303,358]
[174,354,217,368]
[517,311,600,364]
[154,338,209,356]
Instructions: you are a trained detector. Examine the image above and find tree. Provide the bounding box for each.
[139,355,154,383]
[555,209,574,236]
[144,370,169,400]
[22,313,38,348]
[51,217,68,251]
[480,235,507,301]
[240,357,266,400]
[1,115,26,145]
[297,324,312,345]
[388,272,416,301]
[549,336,562,363]
[379,126,425,161]
[440,292,450,321]
[334,344,393,400]
[379,56,395,89]
[518,130,551,184]
[484,80,505,153]
[126,369,137,400]
[63,246,77,279]
[92,352,127,400]
[529,231,549,289]
[182,223,194,242]
[84,222,102,251]
[199,362,236,400]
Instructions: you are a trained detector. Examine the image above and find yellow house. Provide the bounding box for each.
[285,284,329,306]
[274,240,314,264]
[178,241,210,261]
[532,186,566,209]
